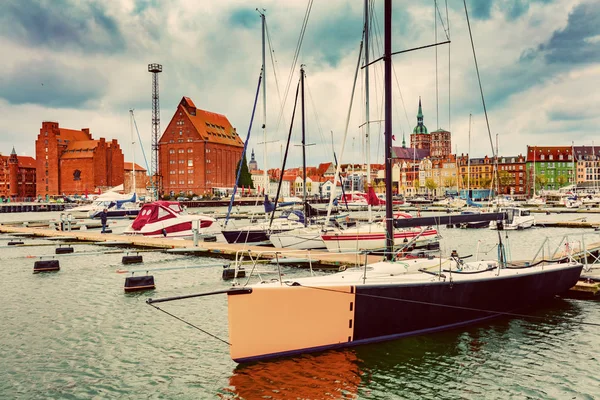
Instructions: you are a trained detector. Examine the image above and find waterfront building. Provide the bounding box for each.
[35,121,124,197]
[410,98,430,152]
[0,147,36,200]
[497,155,526,196]
[526,146,574,192]
[573,145,600,188]
[417,154,458,197]
[159,96,243,197]
[457,155,493,191]
[123,162,149,196]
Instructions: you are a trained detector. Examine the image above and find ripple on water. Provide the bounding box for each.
[1,225,600,398]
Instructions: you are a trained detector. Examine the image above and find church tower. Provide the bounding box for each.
[410,98,431,152]
[248,148,258,171]
[8,147,19,198]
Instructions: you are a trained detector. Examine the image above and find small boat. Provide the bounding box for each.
[123,201,215,238]
[221,210,306,245]
[489,207,535,230]
[459,210,489,229]
[69,189,138,219]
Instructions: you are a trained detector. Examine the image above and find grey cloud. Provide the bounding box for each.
[0,60,108,108]
[524,1,600,64]
[0,0,126,53]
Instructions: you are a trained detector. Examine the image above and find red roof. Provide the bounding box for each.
[166,97,243,148]
[17,156,36,169]
[526,146,572,162]
[124,162,146,172]
[58,128,91,142]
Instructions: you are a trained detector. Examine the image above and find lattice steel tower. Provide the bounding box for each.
[148,63,162,199]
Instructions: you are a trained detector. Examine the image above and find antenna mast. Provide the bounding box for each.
[148,63,162,200]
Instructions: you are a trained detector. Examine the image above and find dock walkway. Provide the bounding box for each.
[0,225,382,269]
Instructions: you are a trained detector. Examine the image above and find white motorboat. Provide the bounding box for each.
[321,212,439,253]
[489,207,535,230]
[123,201,215,238]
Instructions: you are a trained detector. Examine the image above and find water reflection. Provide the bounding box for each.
[221,350,362,399]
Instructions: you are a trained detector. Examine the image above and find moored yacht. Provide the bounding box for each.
[123,201,215,238]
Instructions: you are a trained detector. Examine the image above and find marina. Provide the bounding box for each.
[1,208,600,398]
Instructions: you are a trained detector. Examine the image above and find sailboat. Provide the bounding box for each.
[147,0,583,364]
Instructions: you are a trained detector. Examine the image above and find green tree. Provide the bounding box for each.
[236,153,254,189]
[443,177,456,188]
[498,171,512,194]
[425,178,438,195]
[556,175,568,187]
[535,174,548,191]
[481,177,492,189]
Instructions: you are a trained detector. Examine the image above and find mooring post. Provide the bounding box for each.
[192,219,199,247]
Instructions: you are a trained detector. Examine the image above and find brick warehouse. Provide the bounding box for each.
[0,147,36,200]
[159,97,243,196]
[36,121,124,197]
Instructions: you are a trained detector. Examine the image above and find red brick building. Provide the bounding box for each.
[497,154,527,195]
[0,147,36,200]
[124,162,149,195]
[35,121,124,197]
[159,97,244,196]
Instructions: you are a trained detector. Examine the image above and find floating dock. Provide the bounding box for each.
[0,225,382,269]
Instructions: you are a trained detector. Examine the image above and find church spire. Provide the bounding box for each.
[402,132,406,148]
[412,97,428,134]
[11,146,16,155]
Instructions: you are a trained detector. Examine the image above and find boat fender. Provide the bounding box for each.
[162,228,168,237]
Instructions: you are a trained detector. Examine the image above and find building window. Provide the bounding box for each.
[188,169,193,174]
[170,170,176,175]
[169,149,175,154]
[188,160,193,166]
[179,160,184,164]
[187,148,193,153]
[178,149,184,154]
[179,180,184,184]
[170,160,175,164]
[179,170,184,174]
[188,180,194,184]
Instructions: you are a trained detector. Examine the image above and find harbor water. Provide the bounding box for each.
[1,209,599,399]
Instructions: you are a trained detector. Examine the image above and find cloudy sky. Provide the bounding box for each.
[1,0,599,171]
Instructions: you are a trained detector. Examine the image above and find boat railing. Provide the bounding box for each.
[529,231,600,272]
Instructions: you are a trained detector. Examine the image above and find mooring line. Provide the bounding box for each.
[147,302,231,346]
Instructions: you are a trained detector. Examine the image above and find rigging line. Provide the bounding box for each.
[265,19,287,130]
[276,0,313,133]
[435,0,439,129]
[131,113,151,175]
[446,0,451,133]
[293,284,600,328]
[147,303,231,346]
[269,79,301,229]
[463,0,495,161]
[435,0,450,40]
[326,36,365,222]
[304,76,326,147]
[224,68,263,228]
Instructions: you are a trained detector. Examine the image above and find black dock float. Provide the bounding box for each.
[55,246,74,254]
[122,255,144,264]
[124,275,155,292]
[34,259,60,273]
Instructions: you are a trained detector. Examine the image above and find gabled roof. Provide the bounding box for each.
[172,97,243,147]
[17,156,36,169]
[392,146,430,160]
[317,162,333,175]
[57,128,91,142]
[526,146,572,162]
[124,162,146,172]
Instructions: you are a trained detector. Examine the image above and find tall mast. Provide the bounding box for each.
[260,11,268,198]
[572,141,576,192]
[467,113,471,196]
[384,0,393,259]
[364,0,372,222]
[129,109,136,194]
[301,65,307,226]
[532,146,536,197]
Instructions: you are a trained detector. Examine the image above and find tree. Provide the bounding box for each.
[425,178,438,195]
[498,171,512,194]
[236,153,254,189]
[535,174,548,191]
[556,175,568,187]
[443,177,456,188]
[481,177,492,189]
